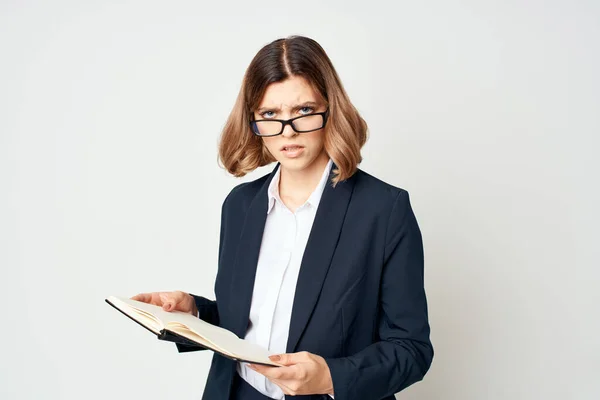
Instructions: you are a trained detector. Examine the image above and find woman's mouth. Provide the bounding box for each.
[281,145,305,158]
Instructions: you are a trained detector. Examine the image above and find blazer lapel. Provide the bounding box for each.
[228,163,279,339]
[227,161,357,352]
[286,165,356,353]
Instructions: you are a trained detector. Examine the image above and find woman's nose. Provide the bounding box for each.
[281,122,297,138]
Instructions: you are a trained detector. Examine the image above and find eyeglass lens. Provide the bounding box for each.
[254,114,323,136]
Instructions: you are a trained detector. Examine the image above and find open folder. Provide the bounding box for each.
[105,295,281,367]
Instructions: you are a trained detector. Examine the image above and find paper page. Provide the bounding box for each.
[107,295,163,333]
[169,322,279,366]
[108,296,205,330]
[110,296,238,341]
[109,296,280,366]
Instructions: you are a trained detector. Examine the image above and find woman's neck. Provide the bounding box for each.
[278,151,330,210]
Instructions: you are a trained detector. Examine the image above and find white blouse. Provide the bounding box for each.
[236,158,335,399]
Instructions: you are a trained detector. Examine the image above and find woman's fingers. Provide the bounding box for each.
[131,293,152,303]
[159,292,175,311]
[131,291,192,313]
[160,291,189,312]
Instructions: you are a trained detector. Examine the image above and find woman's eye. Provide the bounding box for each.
[260,111,275,119]
[299,106,314,115]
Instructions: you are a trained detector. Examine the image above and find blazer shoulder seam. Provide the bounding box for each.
[383,190,410,249]
[224,171,271,207]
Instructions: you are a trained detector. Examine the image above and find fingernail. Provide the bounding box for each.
[269,355,280,361]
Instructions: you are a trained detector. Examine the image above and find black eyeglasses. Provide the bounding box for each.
[250,108,329,137]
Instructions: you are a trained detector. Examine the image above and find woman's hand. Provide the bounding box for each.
[248,351,334,396]
[130,290,198,316]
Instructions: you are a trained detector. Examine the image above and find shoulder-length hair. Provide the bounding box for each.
[218,35,368,185]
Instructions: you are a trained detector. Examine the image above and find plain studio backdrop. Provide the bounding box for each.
[1,1,598,399]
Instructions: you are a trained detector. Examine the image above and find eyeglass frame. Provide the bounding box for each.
[249,108,330,137]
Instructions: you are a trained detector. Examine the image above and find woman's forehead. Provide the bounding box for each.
[257,76,322,109]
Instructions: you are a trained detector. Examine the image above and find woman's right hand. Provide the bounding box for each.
[130,290,198,316]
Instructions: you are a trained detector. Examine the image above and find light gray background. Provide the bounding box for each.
[1,1,598,399]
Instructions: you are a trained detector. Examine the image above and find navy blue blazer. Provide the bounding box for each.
[176,162,434,400]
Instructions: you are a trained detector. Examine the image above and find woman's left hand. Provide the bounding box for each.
[248,351,334,396]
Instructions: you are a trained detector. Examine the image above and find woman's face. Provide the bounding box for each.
[253,75,328,174]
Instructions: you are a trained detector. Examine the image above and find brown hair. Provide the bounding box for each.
[218,35,368,185]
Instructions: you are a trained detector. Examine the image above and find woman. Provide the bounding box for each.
[132,35,433,400]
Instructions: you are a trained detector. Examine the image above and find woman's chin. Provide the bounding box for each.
[277,153,308,167]
[278,158,307,171]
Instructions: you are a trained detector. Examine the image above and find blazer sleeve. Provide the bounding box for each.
[324,190,434,399]
[175,191,231,353]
